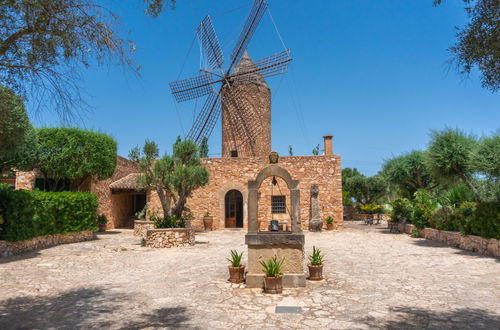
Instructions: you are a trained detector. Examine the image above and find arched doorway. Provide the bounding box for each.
[225,190,243,228]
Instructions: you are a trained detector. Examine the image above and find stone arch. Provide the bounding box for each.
[247,165,300,233]
[217,182,248,229]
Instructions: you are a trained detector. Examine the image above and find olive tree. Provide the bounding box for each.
[343,172,386,205]
[36,127,117,191]
[473,133,500,179]
[0,86,37,173]
[129,139,209,220]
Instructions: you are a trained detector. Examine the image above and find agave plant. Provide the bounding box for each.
[308,246,324,266]
[227,250,244,267]
[259,256,285,278]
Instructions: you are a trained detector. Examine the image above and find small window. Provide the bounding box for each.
[230,150,238,157]
[271,195,286,214]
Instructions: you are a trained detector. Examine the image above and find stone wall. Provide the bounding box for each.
[402,224,499,258]
[147,155,343,232]
[145,228,195,248]
[134,220,155,238]
[0,231,94,258]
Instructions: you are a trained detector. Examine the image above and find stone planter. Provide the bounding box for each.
[203,216,213,231]
[145,228,195,248]
[134,220,155,238]
[228,265,245,283]
[263,276,283,294]
[309,220,323,232]
[308,264,323,280]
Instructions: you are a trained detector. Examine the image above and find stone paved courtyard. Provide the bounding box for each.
[0,222,499,329]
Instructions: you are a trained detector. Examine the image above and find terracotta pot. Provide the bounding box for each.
[263,276,283,294]
[203,216,213,231]
[98,223,106,232]
[228,265,245,283]
[308,264,323,281]
[326,223,334,230]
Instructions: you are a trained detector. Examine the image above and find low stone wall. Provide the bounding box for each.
[134,220,155,238]
[0,231,94,258]
[401,224,499,258]
[145,228,195,248]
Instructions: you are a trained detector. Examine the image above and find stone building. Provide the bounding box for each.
[14,54,343,231]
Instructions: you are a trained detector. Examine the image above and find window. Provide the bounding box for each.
[271,195,286,214]
[230,150,238,158]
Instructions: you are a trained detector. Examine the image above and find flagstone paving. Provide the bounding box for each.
[0,222,499,329]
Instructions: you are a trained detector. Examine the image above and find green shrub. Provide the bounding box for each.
[390,198,413,223]
[359,204,383,215]
[0,185,98,242]
[325,216,334,225]
[260,256,285,278]
[308,246,324,266]
[0,184,36,241]
[410,190,440,229]
[227,250,244,267]
[429,206,457,231]
[454,201,477,235]
[469,202,500,239]
[151,214,184,228]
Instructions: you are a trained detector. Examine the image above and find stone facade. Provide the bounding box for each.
[0,231,94,258]
[401,224,500,258]
[145,228,195,248]
[147,154,343,232]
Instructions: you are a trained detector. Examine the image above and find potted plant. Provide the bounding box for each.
[227,250,245,283]
[325,216,334,230]
[203,211,213,231]
[97,214,108,232]
[259,255,285,294]
[308,246,324,280]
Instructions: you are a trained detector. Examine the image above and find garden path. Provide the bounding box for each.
[0,222,499,329]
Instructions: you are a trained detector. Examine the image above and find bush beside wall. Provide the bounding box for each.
[0,184,98,242]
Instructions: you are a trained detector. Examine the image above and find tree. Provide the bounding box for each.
[288,145,294,156]
[427,128,479,199]
[312,144,320,155]
[199,137,209,158]
[36,127,117,191]
[381,151,434,197]
[129,139,209,220]
[473,132,500,179]
[434,0,499,92]
[0,0,176,119]
[0,86,37,173]
[343,173,386,205]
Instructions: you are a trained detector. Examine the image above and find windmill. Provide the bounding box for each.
[169,0,291,157]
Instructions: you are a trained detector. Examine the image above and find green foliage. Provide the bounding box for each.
[199,137,209,158]
[446,184,475,207]
[344,173,386,205]
[454,201,477,235]
[308,246,324,266]
[288,145,293,156]
[390,198,413,223]
[151,214,184,228]
[97,215,108,225]
[468,202,500,239]
[260,256,285,278]
[227,250,244,267]
[0,184,98,242]
[325,216,334,225]
[135,206,147,220]
[410,229,421,238]
[145,0,177,17]
[342,190,353,206]
[430,206,457,231]
[36,127,117,191]
[0,86,37,173]
[312,144,320,155]
[427,128,478,194]
[359,204,383,215]
[381,151,434,197]
[130,139,209,219]
[410,190,440,229]
[473,133,500,178]
[434,0,500,92]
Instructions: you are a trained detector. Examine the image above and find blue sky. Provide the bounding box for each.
[34,0,499,176]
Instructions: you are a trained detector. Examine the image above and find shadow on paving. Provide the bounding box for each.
[410,238,500,263]
[356,306,500,330]
[0,251,40,265]
[0,287,193,329]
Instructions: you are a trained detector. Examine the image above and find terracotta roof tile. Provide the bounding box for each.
[109,173,141,190]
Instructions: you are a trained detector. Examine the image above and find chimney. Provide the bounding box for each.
[323,135,333,156]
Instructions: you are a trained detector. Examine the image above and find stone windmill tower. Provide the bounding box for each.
[221,51,271,157]
[169,0,290,157]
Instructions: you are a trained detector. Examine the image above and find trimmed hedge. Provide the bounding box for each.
[0,184,98,242]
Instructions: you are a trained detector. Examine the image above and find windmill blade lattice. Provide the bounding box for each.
[169,73,217,103]
[186,92,222,143]
[227,0,268,73]
[197,15,224,70]
[231,49,292,82]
